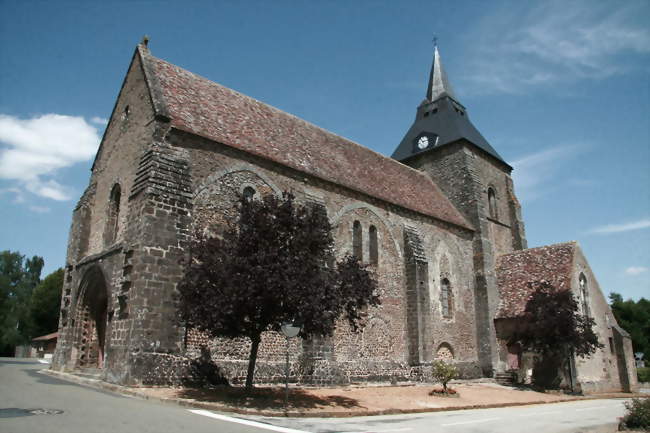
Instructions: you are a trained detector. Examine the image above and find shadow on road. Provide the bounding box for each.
[0,359,41,365]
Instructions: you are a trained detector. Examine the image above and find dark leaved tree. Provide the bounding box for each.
[515,281,603,389]
[177,192,379,389]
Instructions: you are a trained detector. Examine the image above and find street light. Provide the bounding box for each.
[281,321,301,414]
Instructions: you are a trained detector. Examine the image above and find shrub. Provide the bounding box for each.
[638,367,650,383]
[431,360,459,393]
[620,398,650,431]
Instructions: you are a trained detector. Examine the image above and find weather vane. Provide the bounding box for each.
[432,35,438,48]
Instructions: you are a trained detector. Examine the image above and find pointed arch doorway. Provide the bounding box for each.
[73,266,108,369]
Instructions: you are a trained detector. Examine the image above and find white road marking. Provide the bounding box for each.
[189,409,311,433]
[441,417,501,426]
[37,359,50,364]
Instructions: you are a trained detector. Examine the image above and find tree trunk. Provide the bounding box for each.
[245,333,261,390]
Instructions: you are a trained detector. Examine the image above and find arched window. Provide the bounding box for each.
[440,278,453,318]
[242,186,256,201]
[579,273,590,316]
[435,342,454,360]
[487,187,498,219]
[104,184,121,246]
[368,225,378,265]
[352,220,362,260]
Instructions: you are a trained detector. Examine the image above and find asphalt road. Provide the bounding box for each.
[0,358,631,433]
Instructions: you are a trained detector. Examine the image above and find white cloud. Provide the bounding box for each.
[462,0,650,94]
[625,266,648,276]
[589,218,650,234]
[91,116,108,126]
[0,114,100,201]
[0,186,26,203]
[511,145,583,202]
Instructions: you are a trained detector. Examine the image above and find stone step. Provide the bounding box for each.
[495,372,516,386]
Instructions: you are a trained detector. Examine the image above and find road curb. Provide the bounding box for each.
[40,368,646,419]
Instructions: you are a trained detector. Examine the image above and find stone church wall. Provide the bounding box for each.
[53,54,186,383]
[405,140,526,375]
[168,129,480,384]
[571,249,638,393]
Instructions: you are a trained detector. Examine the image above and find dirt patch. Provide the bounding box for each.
[142,382,580,415]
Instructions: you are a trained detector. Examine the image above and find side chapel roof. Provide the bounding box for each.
[135,45,472,230]
[495,242,577,319]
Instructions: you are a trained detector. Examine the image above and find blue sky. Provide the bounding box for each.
[1,0,648,301]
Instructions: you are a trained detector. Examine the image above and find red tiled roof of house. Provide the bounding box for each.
[139,47,472,230]
[495,242,576,319]
[32,332,58,342]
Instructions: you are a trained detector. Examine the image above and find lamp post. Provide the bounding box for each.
[280,321,301,415]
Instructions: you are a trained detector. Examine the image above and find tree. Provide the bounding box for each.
[431,360,458,393]
[609,293,650,361]
[29,268,64,338]
[177,193,379,389]
[514,281,603,388]
[0,251,44,355]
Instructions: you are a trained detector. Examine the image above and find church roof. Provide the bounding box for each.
[137,45,473,230]
[495,242,577,319]
[391,47,509,168]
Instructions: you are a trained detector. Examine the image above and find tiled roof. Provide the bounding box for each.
[32,332,58,341]
[495,242,576,319]
[138,46,472,230]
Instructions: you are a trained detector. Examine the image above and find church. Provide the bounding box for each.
[52,40,638,393]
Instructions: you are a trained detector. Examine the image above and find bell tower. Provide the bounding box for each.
[392,46,527,375]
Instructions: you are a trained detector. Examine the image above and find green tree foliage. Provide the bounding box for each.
[620,398,650,431]
[178,193,379,389]
[609,292,650,361]
[515,281,603,388]
[431,360,459,393]
[29,268,64,338]
[0,251,44,355]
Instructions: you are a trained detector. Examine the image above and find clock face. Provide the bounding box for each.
[417,135,429,149]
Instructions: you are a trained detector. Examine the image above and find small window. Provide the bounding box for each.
[105,183,121,246]
[368,225,378,266]
[609,337,615,354]
[122,105,130,121]
[579,273,590,316]
[487,187,498,219]
[440,278,453,318]
[352,220,362,260]
[242,186,256,201]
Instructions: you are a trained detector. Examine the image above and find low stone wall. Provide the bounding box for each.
[125,351,483,386]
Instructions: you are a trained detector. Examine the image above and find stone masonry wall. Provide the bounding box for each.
[53,52,161,378]
[169,129,480,385]
[406,141,526,375]
[572,247,638,393]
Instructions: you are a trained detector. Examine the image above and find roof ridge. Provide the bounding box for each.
[499,241,577,257]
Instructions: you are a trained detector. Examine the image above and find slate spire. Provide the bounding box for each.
[426,46,456,103]
[391,45,509,168]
